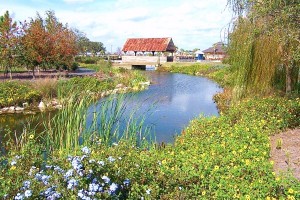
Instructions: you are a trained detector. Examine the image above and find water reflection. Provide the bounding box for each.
[0,72,222,144]
[88,71,222,143]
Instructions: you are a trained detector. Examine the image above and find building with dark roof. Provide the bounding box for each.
[203,42,226,61]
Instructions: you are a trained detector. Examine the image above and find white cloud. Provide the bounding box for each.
[63,0,94,3]
[1,0,233,51]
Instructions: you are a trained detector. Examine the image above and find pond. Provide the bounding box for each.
[0,71,222,144]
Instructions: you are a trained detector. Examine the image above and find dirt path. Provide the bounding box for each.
[270,128,300,180]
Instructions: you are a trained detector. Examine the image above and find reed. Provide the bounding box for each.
[43,93,152,154]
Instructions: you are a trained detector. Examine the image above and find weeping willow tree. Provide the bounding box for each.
[227,0,300,100]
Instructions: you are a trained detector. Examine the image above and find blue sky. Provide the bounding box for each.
[1,0,233,52]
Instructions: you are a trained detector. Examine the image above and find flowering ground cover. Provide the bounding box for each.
[1,64,299,199]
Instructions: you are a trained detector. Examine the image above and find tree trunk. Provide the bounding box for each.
[285,64,292,94]
[32,67,35,79]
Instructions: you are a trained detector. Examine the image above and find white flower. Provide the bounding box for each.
[97,161,105,166]
[107,156,115,162]
[24,190,32,198]
[11,160,17,166]
[146,189,151,195]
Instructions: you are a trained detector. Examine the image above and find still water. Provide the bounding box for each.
[0,72,222,144]
[88,71,222,143]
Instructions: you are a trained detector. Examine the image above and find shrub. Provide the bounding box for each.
[0,81,41,107]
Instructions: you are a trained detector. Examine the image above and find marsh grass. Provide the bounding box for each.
[30,78,58,100]
[42,93,152,154]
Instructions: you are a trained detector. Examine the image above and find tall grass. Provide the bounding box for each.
[43,93,152,154]
[30,78,58,100]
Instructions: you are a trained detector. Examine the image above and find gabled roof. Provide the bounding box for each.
[122,37,176,52]
[203,42,226,54]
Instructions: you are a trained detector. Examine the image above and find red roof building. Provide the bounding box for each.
[122,37,176,55]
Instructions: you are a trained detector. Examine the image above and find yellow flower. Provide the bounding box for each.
[287,195,295,200]
[245,194,251,200]
[245,159,251,165]
[10,166,16,171]
[288,188,294,194]
[29,134,34,139]
[266,196,271,200]
[202,191,206,195]
[214,165,219,170]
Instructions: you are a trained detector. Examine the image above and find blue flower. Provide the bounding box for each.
[23,180,31,189]
[24,190,32,198]
[109,183,118,194]
[102,175,110,184]
[78,190,91,200]
[64,169,73,180]
[39,186,58,198]
[81,146,91,154]
[89,183,100,192]
[14,193,24,200]
[123,179,130,186]
[67,178,78,190]
[53,166,64,174]
[35,173,51,185]
[45,165,53,169]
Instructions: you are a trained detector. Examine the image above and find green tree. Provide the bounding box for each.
[0,11,19,79]
[227,0,300,98]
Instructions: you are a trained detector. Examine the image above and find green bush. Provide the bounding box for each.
[1,97,299,199]
[57,76,116,98]
[0,81,41,107]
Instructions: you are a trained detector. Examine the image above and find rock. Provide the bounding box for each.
[15,107,24,111]
[116,84,124,89]
[38,101,46,110]
[23,102,29,108]
[2,107,9,112]
[139,81,150,86]
[9,106,15,112]
[24,111,36,115]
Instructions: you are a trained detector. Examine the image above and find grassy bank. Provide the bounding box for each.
[1,63,300,199]
[0,66,147,109]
